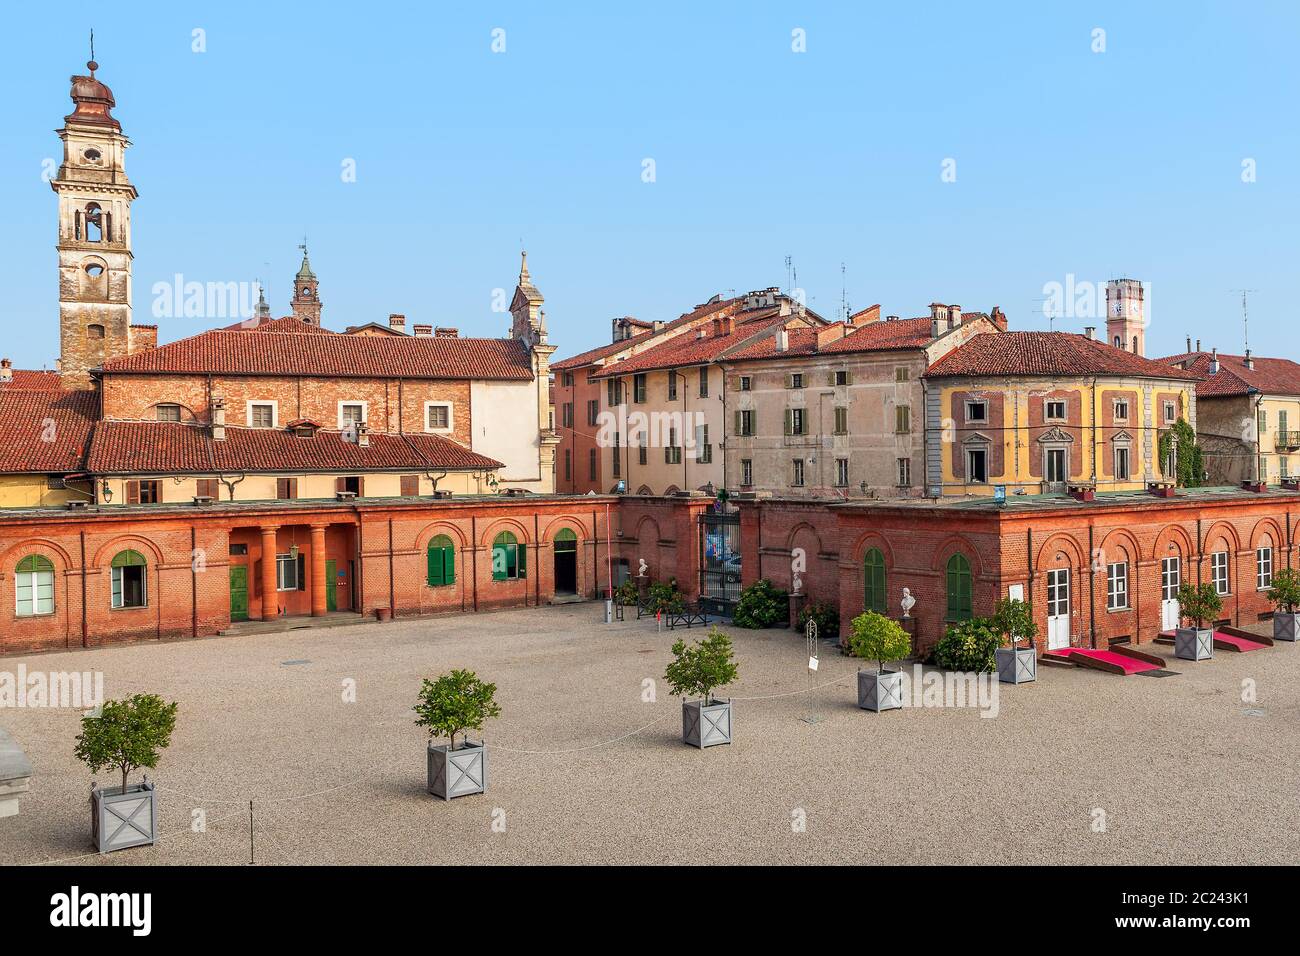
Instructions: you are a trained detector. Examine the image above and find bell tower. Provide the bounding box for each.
[1105,278,1145,356]
[289,241,322,325]
[53,53,137,388]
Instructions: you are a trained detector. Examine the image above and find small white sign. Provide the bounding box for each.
[807,655,819,672]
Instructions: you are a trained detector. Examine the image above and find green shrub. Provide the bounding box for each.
[992,597,1038,648]
[1267,568,1300,614]
[74,694,179,794]
[647,581,685,614]
[847,611,910,672]
[1176,581,1222,628]
[613,579,639,606]
[664,628,739,705]
[732,579,788,628]
[414,669,502,750]
[933,617,1001,673]
[797,601,840,640]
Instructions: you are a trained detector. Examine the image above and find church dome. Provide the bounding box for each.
[65,61,120,129]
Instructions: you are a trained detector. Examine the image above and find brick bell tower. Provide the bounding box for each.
[53,53,138,388]
[290,241,322,326]
[1105,278,1145,356]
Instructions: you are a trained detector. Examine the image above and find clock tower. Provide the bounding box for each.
[1105,278,1145,357]
[290,243,322,326]
[53,56,138,388]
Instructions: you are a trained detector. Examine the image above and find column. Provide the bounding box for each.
[260,526,280,621]
[310,524,328,617]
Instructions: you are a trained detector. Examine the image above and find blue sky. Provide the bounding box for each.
[2,1,1297,369]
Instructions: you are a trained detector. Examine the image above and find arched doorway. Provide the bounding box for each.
[554,528,578,595]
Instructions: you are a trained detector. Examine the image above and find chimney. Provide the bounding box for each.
[412,324,433,337]
[1084,326,1096,340]
[990,306,1007,332]
[652,320,665,332]
[847,304,880,327]
[1196,338,1201,352]
[929,303,946,320]
[356,422,371,448]
[1186,335,1193,353]
[775,328,789,352]
[55,358,63,373]
[211,395,227,441]
[1245,349,1254,370]
[388,313,406,333]
[434,327,459,338]
[0,358,12,383]
[947,304,962,329]
[814,324,847,350]
[931,316,942,339]
[1209,347,1219,374]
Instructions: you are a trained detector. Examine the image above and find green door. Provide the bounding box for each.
[325,559,337,612]
[229,566,249,621]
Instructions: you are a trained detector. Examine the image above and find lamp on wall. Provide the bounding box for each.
[100,479,112,503]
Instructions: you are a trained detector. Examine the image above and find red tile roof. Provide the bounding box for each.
[551,297,740,371]
[100,328,534,380]
[85,422,501,475]
[0,369,64,390]
[925,332,1199,380]
[589,310,786,379]
[723,317,941,361]
[1156,351,1300,398]
[0,387,98,473]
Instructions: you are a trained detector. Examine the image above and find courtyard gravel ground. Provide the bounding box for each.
[1,603,1297,866]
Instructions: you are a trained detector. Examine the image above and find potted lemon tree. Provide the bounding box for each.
[849,611,911,712]
[415,669,501,800]
[1174,581,1221,661]
[74,694,178,853]
[1267,567,1300,642]
[993,597,1039,684]
[665,628,738,747]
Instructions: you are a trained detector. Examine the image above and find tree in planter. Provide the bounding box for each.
[731,579,788,628]
[74,694,179,794]
[992,597,1038,650]
[1176,581,1223,630]
[1266,567,1300,614]
[414,669,502,751]
[798,601,840,640]
[848,611,910,673]
[933,617,1001,672]
[664,628,739,706]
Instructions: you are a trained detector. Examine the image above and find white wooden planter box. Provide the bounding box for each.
[682,698,732,748]
[995,647,1037,684]
[858,670,904,712]
[427,742,487,800]
[91,781,157,853]
[1274,612,1299,642]
[1175,627,1214,661]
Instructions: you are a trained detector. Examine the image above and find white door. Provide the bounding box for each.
[1160,556,1181,631]
[1046,568,1070,649]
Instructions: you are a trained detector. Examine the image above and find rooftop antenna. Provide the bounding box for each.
[784,255,795,293]
[1232,289,1257,352]
[840,261,847,321]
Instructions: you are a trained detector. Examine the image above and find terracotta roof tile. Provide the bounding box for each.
[0,387,98,473]
[551,297,740,371]
[589,310,786,378]
[925,332,1199,380]
[0,370,64,390]
[100,328,533,380]
[85,422,501,475]
[1155,351,1300,398]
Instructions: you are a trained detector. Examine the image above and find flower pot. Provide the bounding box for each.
[427,741,487,800]
[681,698,732,748]
[995,646,1037,684]
[91,781,157,853]
[1174,626,1214,661]
[857,669,904,712]
[375,607,392,622]
[1273,612,1300,642]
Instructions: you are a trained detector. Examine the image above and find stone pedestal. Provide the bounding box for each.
[0,729,32,819]
[789,590,807,631]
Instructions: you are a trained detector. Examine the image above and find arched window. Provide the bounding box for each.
[554,528,578,552]
[15,554,54,616]
[85,202,103,242]
[427,535,455,587]
[492,532,526,581]
[110,549,147,609]
[945,553,972,622]
[863,548,887,614]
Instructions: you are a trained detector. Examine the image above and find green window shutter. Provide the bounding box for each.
[946,554,972,621]
[518,541,527,578]
[734,410,741,435]
[864,548,886,613]
[827,372,837,386]
[445,547,455,585]
[784,409,793,435]
[492,533,509,581]
[111,567,123,607]
[427,546,439,586]
[845,371,854,385]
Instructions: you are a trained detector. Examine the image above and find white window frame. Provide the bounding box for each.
[1113,399,1130,422]
[792,459,805,486]
[424,401,454,433]
[741,458,753,486]
[835,458,849,487]
[1211,551,1230,596]
[1045,399,1067,421]
[1163,400,1176,424]
[1114,444,1131,481]
[338,401,368,430]
[246,400,278,429]
[276,553,299,592]
[110,564,148,610]
[1257,546,1273,591]
[15,564,54,617]
[739,376,752,392]
[966,446,989,484]
[965,400,988,423]
[1106,561,1129,610]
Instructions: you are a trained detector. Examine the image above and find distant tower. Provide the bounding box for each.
[509,251,546,346]
[290,242,322,325]
[1105,278,1145,356]
[53,53,138,387]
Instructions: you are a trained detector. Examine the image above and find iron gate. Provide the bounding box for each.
[699,510,741,614]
